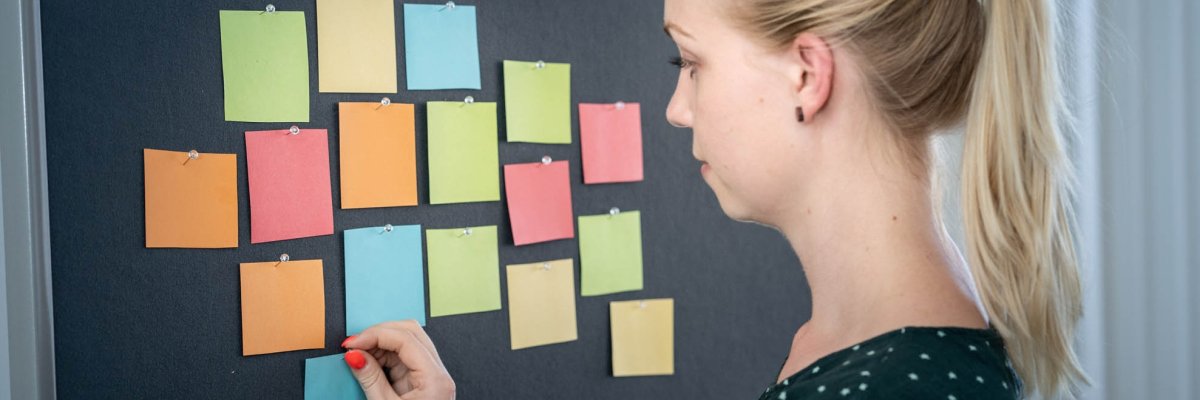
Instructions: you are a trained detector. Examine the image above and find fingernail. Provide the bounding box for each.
[341,335,356,348]
[344,351,366,370]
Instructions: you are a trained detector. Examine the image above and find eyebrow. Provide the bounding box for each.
[662,22,693,39]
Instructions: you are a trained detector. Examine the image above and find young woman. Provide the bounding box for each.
[339,0,1086,399]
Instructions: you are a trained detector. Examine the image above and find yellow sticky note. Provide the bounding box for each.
[316,0,398,93]
[506,258,578,350]
[144,149,238,248]
[611,298,674,377]
[240,259,326,356]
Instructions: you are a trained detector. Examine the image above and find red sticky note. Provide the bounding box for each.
[245,128,334,243]
[503,160,574,246]
[579,102,643,184]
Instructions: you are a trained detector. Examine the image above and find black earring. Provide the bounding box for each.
[796,107,805,123]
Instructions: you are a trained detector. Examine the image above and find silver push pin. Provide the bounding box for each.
[383,224,394,233]
[380,97,391,107]
[279,253,290,263]
[541,155,552,165]
[614,101,626,110]
[535,60,546,69]
[188,150,200,160]
[460,228,473,237]
[264,4,276,13]
[541,262,552,271]
[442,1,456,11]
[464,96,475,104]
[609,207,620,217]
[638,300,647,309]
[288,125,300,135]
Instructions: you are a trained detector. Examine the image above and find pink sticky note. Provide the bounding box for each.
[504,160,574,246]
[579,102,643,184]
[245,128,334,243]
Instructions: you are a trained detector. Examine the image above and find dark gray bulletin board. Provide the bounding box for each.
[40,0,810,398]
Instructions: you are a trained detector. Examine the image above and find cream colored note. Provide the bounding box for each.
[506,258,578,350]
[317,0,398,93]
[611,298,674,377]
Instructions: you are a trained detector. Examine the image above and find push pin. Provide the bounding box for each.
[459,228,473,237]
[609,207,620,217]
[535,60,546,69]
[638,300,647,309]
[464,96,475,104]
[263,4,276,14]
[277,253,290,265]
[541,262,552,271]
[442,1,456,11]
[184,150,200,165]
[614,101,626,110]
[541,155,552,165]
[378,97,391,109]
[383,224,394,233]
[289,125,300,135]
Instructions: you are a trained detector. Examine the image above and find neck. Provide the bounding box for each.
[777,146,985,344]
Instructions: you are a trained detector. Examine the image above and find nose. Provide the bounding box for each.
[665,76,693,128]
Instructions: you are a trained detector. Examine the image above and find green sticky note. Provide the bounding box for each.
[220,10,310,122]
[427,101,500,204]
[426,225,502,317]
[579,211,643,296]
[503,60,571,144]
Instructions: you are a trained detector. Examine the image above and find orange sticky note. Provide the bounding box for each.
[240,258,326,356]
[338,102,418,209]
[503,160,574,246]
[143,149,238,248]
[245,128,335,243]
[579,102,643,184]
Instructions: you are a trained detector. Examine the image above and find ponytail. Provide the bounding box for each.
[963,0,1086,398]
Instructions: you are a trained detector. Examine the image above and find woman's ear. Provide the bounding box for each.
[789,33,833,123]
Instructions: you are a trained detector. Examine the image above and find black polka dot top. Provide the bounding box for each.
[757,326,1023,400]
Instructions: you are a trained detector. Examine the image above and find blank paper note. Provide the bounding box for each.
[506,258,578,350]
[403,3,481,90]
[611,298,675,377]
[579,102,644,184]
[426,226,501,317]
[503,160,574,246]
[245,129,334,243]
[339,102,417,209]
[317,0,397,93]
[579,210,643,296]
[143,149,238,248]
[305,354,367,400]
[240,259,325,356]
[345,225,425,335]
[503,60,571,144]
[219,10,309,122]
[427,101,500,204]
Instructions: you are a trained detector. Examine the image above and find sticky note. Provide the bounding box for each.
[305,354,367,400]
[503,60,571,144]
[503,160,574,246]
[427,101,500,204]
[317,0,397,93]
[506,258,578,350]
[579,210,643,296]
[219,10,309,122]
[403,3,481,90]
[143,149,238,248]
[240,259,325,356]
[245,129,334,243]
[344,225,425,334]
[579,102,644,184]
[611,298,674,377]
[426,226,501,317]
[339,102,417,209]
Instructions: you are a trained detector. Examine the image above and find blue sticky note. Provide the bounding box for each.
[403,3,482,90]
[344,224,426,335]
[305,354,367,400]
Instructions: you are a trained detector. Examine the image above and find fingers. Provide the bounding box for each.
[373,321,444,367]
[344,350,399,400]
[346,325,442,375]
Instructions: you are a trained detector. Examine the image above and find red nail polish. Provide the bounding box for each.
[344,351,366,370]
[341,335,356,348]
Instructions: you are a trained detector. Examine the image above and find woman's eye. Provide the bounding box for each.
[669,57,697,78]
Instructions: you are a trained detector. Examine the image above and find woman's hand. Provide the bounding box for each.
[341,321,456,400]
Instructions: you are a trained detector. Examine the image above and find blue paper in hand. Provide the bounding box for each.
[403,3,482,90]
[304,354,366,400]
[344,224,426,335]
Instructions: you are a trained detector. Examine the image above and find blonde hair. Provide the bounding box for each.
[733,0,1085,398]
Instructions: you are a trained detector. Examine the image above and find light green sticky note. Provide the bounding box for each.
[426,225,501,317]
[503,60,571,144]
[220,10,310,122]
[579,211,643,296]
[427,101,500,204]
